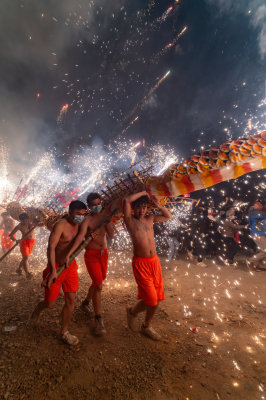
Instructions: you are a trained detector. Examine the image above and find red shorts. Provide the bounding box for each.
[132,254,165,307]
[20,238,35,257]
[84,248,108,286]
[43,260,79,302]
[1,233,15,250]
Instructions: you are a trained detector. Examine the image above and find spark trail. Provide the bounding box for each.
[121,70,171,125]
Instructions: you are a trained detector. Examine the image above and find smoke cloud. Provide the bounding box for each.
[205,0,266,59]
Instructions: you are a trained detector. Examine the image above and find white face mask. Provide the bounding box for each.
[91,205,102,213]
[73,215,85,224]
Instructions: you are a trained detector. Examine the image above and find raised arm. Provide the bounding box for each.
[153,201,172,223]
[151,196,172,223]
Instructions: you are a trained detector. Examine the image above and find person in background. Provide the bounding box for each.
[9,213,36,279]
[0,212,15,254]
[219,211,248,265]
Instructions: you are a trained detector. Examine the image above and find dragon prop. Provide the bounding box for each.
[146,131,266,200]
[3,131,266,226]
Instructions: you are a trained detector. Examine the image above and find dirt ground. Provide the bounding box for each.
[0,244,266,400]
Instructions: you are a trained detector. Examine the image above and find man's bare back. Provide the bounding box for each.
[9,214,37,243]
[13,222,35,239]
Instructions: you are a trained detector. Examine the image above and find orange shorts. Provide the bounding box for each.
[20,238,35,257]
[132,254,165,307]
[1,233,15,250]
[43,260,79,302]
[84,248,108,286]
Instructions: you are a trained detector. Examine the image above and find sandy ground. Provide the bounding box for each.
[0,245,266,400]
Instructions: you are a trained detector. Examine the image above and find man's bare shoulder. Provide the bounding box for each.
[53,218,69,230]
[83,215,94,225]
[145,215,154,223]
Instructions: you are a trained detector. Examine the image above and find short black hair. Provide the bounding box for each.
[132,195,149,208]
[86,192,101,206]
[1,212,9,217]
[69,200,87,212]
[19,213,29,221]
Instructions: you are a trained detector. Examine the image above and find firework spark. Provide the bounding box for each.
[151,26,187,63]
[57,104,69,125]
[122,70,171,125]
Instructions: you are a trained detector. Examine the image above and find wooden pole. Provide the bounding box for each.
[0,225,37,263]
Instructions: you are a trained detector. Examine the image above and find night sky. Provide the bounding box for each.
[0,0,265,174]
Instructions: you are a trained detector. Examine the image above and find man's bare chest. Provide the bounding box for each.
[60,228,78,244]
[133,219,152,234]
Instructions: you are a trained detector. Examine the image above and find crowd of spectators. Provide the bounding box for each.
[155,197,266,270]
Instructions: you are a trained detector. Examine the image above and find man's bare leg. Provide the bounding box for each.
[92,284,102,316]
[130,301,157,326]
[22,257,29,273]
[16,259,24,275]
[91,285,106,335]
[22,256,32,279]
[61,292,76,334]
[60,292,79,345]
[131,299,146,315]
[81,284,94,315]
[127,300,146,332]
[86,284,94,302]
[128,300,161,340]
[141,303,161,340]
[144,305,158,327]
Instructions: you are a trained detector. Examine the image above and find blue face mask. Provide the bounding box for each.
[73,215,85,225]
[91,205,102,213]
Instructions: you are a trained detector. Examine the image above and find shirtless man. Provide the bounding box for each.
[66,193,114,336]
[9,213,36,279]
[31,200,87,345]
[0,212,15,254]
[123,191,172,340]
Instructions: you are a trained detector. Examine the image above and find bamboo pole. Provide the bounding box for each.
[0,225,37,263]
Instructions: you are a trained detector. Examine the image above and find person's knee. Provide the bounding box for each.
[65,294,76,307]
[145,296,158,308]
[47,300,55,309]
[94,284,102,292]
